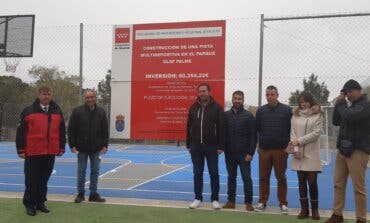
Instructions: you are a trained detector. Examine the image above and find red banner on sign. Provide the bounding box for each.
[130,20,225,140]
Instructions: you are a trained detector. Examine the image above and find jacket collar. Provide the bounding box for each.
[231,106,244,114]
[84,103,97,111]
[33,98,57,112]
[352,94,368,104]
[293,104,323,116]
[266,101,280,110]
[196,96,215,107]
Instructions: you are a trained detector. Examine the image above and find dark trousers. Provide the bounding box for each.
[297,171,318,200]
[190,144,219,201]
[23,155,55,208]
[225,153,253,204]
[258,148,288,206]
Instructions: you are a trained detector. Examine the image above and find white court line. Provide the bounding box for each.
[0,182,299,192]
[151,179,299,189]
[0,173,77,179]
[160,153,189,168]
[129,188,260,198]
[0,182,75,189]
[177,168,299,183]
[85,160,132,186]
[117,151,187,155]
[126,164,191,190]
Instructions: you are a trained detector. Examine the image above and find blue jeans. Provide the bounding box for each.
[190,144,219,201]
[225,153,253,204]
[77,151,101,194]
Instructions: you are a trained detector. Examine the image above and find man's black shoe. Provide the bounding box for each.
[26,207,36,216]
[88,193,106,203]
[74,193,85,203]
[36,204,50,213]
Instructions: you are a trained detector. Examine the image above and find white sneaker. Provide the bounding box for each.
[280,204,288,215]
[189,199,202,209]
[212,200,221,210]
[254,203,266,212]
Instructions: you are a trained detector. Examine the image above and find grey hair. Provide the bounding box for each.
[84,88,97,97]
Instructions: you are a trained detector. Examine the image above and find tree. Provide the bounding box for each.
[97,69,111,120]
[97,69,111,107]
[289,73,330,106]
[29,65,80,121]
[0,75,34,126]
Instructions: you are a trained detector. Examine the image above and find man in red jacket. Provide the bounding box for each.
[16,86,66,216]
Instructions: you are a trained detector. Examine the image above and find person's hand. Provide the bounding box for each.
[336,92,345,101]
[18,153,25,159]
[217,149,223,155]
[101,147,108,154]
[187,148,191,153]
[245,154,253,162]
[293,151,302,159]
[291,139,299,147]
[57,151,65,156]
[71,147,77,153]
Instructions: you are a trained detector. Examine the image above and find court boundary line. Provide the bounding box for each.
[160,153,190,168]
[85,159,132,186]
[126,164,191,190]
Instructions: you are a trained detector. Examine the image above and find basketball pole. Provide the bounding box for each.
[79,23,84,104]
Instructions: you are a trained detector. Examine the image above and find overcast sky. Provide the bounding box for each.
[2,0,370,26]
[2,0,370,105]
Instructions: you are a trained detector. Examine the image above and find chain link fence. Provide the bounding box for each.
[1,14,369,163]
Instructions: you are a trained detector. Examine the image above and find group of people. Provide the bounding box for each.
[16,86,109,216]
[15,79,369,223]
[186,80,370,223]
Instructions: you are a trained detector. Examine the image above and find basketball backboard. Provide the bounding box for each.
[0,15,35,57]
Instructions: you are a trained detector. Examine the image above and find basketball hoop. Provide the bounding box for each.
[3,57,21,73]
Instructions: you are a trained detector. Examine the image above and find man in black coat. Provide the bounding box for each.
[325,79,370,223]
[68,89,108,203]
[186,83,224,210]
[222,90,256,211]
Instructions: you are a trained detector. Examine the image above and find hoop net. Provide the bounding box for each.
[3,58,22,73]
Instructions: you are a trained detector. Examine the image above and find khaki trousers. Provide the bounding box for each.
[333,149,369,220]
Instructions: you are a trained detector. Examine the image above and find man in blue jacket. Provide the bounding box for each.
[222,91,257,211]
[255,85,292,214]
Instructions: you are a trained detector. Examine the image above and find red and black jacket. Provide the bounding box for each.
[16,99,66,157]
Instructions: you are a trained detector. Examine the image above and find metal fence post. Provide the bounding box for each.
[258,14,265,107]
[79,23,84,104]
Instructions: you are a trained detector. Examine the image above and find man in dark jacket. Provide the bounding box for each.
[325,79,370,223]
[255,85,292,214]
[186,83,224,210]
[222,91,256,211]
[16,86,66,216]
[68,89,108,203]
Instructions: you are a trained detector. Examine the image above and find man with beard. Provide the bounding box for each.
[186,83,224,210]
[222,91,257,211]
